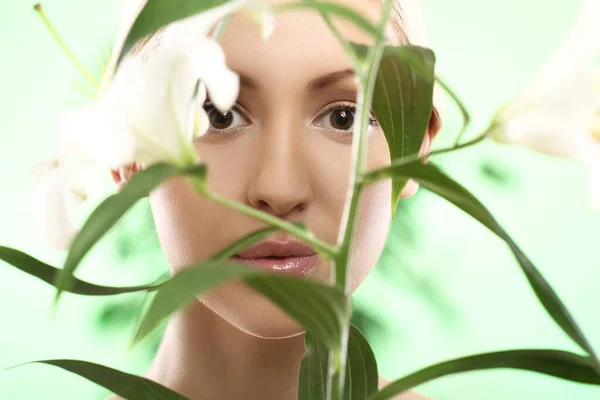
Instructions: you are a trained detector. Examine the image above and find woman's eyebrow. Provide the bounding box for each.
[235,68,356,92]
[239,73,259,90]
[306,68,356,92]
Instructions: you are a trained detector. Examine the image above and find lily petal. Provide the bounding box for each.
[153,0,251,54]
[31,165,78,250]
[192,39,240,112]
[102,53,197,167]
[493,0,600,162]
[188,83,210,140]
[502,0,600,115]
[494,68,600,161]
[58,104,136,170]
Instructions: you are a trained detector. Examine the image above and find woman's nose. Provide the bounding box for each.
[246,121,313,218]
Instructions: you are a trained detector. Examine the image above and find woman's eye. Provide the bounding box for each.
[317,107,356,131]
[314,104,378,133]
[204,104,248,131]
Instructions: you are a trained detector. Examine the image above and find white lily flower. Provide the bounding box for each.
[31,135,88,250]
[63,0,274,170]
[61,37,237,169]
[492,0,600,207]
[31,162,78,250]
[34,0,274,250]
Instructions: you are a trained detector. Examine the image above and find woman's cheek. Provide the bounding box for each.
[347,134,392,292]
[148,178,229,272]
[348,179,392,294]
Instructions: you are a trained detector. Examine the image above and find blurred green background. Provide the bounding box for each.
[1,0,599,399]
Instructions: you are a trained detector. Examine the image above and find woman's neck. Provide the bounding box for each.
[145,300,307,400]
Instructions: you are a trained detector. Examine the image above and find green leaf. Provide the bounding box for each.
[132,262,261,344]
[362,161,599,364]
[344,324,379,399]
[133,262,347,351]
[298,324,378,400]
[299,331,329,400]
[370,46,436,218]
[117,0,229,65]
[208,226,283,262]
[245,274,348,351]
[371,350,600,400]
[55,163,204,302]
[0,246,164,296]
[9,359,189,400]
[0,225,276,297]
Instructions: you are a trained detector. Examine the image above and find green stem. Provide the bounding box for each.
[327,1,395,399]
[361,123,494,186]
[326,347,346,400]
[212,14,232,42]
[34,4,101,90]
[432,77,471,147]
[191,179,338,259]
[308,0,364,69]
[359,126,495,188]
[334,0,391,294]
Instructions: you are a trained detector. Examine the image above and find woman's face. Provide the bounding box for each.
[148,0,407,338]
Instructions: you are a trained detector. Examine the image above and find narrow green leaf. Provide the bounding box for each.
[245,275,348,351]
[371,350,600,400]
[362,161,599,363]
[117,0,229,65]
[9,359,189,400]
[209,226,284,262]
[299,332,329,400]
[0,225,275,297]
[345,324,379,399]
[298,324,378,400]
[133,261,347,351]
[133,262,262,344]
[0,246,164,295]
[369,46,436,218]
[55,163,203,302]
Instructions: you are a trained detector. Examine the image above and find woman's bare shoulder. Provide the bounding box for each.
[378,377,432,400]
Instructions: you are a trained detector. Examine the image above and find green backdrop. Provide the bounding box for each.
[1,0,598,399]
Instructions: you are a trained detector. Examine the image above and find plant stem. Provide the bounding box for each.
[334,0,392,297]
[368,123,494,182]
[212,14,232,42]
[326,1,395,399]
[34,4,101,90]
[190,179,338,259]
[359,126,495,187]
[307,0,364,69]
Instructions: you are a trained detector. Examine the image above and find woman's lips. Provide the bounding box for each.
[231,254,319,276]
[231,239,319,276]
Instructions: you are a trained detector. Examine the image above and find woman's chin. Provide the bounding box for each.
[199,281,307,339]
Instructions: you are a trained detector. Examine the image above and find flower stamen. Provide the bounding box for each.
[34,4,101,90]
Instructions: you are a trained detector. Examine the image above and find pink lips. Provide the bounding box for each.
[232,240,318,277]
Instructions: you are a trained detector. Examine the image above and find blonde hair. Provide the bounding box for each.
[388,1,410,45]
[385,0,443,128]
[384,0,430,46]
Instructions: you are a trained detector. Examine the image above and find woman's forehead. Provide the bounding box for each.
[219,0,381,93]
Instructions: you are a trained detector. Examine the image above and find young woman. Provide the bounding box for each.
[108,0,441,398]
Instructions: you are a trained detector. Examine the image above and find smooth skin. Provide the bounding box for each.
[110,0,439,399]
